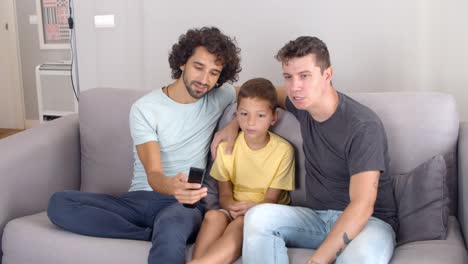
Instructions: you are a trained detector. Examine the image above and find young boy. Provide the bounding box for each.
[189,78,295,264]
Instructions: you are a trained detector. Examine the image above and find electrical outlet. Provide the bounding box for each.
[29,15,38,25]
[94,15,115,28]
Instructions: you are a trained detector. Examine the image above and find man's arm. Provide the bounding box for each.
[276,86,287,109]
[210,118,239,159]
[136,141,207,205]
[209,86,240,159]
[307,170,380,264]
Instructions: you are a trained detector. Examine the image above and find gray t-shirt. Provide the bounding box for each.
[286,92,398,231]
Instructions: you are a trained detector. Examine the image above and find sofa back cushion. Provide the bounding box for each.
[79,88,147,195]
[79,89,459,213]
[350,92,459,215]
[350,92,458,176]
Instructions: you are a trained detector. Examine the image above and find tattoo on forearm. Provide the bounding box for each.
[343,232,352,245]
[336,232,353,258]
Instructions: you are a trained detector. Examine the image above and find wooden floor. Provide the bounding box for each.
[0,129,23,139]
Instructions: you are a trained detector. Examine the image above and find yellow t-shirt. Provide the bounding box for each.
[210,131,295,204]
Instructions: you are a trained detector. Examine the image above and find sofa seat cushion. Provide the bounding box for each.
[1,212,315,264]
[390,217,467,263]
[3,213,466,263]
[0,212,314,264]
[0,213,313,264]
[2,212,151,264]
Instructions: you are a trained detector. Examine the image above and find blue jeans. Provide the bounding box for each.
[243,204,395,264]
[47,190,203,264]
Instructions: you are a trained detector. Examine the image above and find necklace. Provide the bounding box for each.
[165,85,171,99]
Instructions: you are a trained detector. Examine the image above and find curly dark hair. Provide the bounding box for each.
[275,36,331,74]
[168,27,241,87]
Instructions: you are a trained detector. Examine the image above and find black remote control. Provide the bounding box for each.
[183,167,205,208]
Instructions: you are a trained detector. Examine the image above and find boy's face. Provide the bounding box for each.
[237,97,277,140]
[180,46,223,99]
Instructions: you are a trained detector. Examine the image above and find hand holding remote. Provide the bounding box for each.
[181,167,206,208]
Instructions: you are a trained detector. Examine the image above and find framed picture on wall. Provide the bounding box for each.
[36,0,71,49]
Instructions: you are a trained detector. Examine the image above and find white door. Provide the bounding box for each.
[0,0,24,129]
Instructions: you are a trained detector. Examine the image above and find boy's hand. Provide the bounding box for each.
[228,201,257,218]
[171,173,208,205]
[210,118,239,160]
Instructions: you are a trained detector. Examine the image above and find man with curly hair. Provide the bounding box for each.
[47,26,241,264]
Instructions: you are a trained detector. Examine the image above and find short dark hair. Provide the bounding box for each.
[238,78,278,112]
[168,27,241,87]
[275,36,331,74]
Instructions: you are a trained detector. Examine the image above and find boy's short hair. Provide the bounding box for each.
[275,36,330,74]
[237,78,278,112]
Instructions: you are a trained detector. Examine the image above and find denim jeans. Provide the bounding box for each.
[243,204,395,264]
[47,190,203,264]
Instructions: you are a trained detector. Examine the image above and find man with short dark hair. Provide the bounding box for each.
[213,36,397,264]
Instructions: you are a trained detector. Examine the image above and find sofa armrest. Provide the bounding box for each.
[0,114,81,255]
[458,121,468,249]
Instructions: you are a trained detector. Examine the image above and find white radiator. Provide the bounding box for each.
[35,63,77,122]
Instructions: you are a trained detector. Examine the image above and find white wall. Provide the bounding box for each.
[74,0,143,91]
[74,0,468,120]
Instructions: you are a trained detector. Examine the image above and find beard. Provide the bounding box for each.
[182,71,215,99]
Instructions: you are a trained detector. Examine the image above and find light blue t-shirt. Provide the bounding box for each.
[128,83,236,191]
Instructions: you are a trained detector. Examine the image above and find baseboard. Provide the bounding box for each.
[25,119,40,129]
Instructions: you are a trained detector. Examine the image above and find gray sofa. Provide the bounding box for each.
[1,88,467,263]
